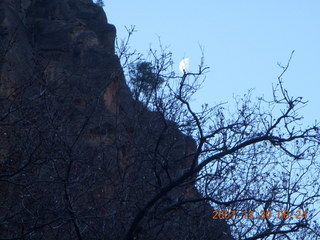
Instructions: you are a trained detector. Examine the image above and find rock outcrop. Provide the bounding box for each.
[0,0,233,239]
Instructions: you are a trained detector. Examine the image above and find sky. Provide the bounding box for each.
[105,1,320,125]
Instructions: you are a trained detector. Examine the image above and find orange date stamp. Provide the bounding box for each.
[212,210,307,220]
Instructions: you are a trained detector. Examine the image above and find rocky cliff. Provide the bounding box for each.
[0,0,233,239]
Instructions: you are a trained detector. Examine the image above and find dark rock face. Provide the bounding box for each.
[0,1,233,239]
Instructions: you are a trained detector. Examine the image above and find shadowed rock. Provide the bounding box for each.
[0,1,233,239]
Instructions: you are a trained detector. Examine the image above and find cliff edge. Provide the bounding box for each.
[0,1,233,239]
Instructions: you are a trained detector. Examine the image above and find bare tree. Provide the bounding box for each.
[1,9,320,239]
[0,16,229,240]
[117,29,320,239]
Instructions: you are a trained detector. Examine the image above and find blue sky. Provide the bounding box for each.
[105,1,320,124]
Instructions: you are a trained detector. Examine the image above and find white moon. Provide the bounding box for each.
[179,58,189,74]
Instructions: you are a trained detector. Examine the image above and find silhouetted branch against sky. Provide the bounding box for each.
[118,29,320,238]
